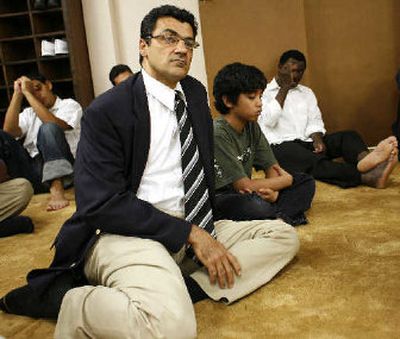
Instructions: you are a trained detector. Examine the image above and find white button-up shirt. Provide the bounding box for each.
[258,78,326,144]
[19,96,82,157]
[136,69,185,213]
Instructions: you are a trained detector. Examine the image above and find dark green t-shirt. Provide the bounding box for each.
[214,116,277,191]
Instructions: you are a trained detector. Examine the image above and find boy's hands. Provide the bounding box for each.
[257,188,279,202]
[13,76,33,96]
[188,225,241,289]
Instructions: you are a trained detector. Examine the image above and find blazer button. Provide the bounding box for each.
[95,229,101,235]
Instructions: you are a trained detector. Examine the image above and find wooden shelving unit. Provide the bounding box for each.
[0,0,93,126]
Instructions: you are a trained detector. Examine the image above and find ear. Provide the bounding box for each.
[222,95,234,108]
[139,38,148,58]
[45,80,53,91]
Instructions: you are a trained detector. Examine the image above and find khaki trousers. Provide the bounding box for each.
[55,219,299,339]
[0,178,33,222]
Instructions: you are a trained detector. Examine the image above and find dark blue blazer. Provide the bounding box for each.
[28,72,216,292]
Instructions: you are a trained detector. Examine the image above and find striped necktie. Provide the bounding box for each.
[174,90,215,239]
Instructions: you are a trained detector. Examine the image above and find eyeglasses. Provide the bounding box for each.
[147,32,200,50]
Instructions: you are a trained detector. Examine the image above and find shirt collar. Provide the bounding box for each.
[268,77,305,92]
[49,96,61,112]
[142,68,184,111]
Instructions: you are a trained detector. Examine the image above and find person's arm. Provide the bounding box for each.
[3,79,24,137]
[275,63,297,108]
[233,163,293,194]
[259,68,294,129]
[21,77,71,130]
[305,88,326,153]
[188,224,241,289]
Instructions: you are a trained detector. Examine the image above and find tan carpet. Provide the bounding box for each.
[1,167,399,338]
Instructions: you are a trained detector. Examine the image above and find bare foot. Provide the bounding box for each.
[361,149,398,188]
[47,179,69,211]
[357,137,395,173]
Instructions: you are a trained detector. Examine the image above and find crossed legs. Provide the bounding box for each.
[55,235,196,339]
[272,131,398,188]
[56,219,298,337]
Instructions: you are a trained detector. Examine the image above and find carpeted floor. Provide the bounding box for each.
[1,167,399,338]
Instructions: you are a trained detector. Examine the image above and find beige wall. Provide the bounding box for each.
[200,0,400,145]
[81,0,208,96]
[304,0,400,144]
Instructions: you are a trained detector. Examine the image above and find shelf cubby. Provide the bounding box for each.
[39,57,71,80]
[0,88,8,103]
[2,38,36,62]
[0,1,28,15]
[5,62,39,83]
[32,10,64,35]
[0,15,31,39]
[0,69,5,87]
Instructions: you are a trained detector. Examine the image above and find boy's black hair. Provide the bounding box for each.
[26,73,48,83]
[213,62,267,115]
[139,5,198,64]
[109,64,133,85]
[279,49,307,68]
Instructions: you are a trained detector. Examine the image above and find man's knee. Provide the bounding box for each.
[158,298,197,339]
[57,285,196,339]
[284,225,300,257]
[261,221,300,257]
[38,122,63,138]
[340,130,363,142]
[13,178,34,208]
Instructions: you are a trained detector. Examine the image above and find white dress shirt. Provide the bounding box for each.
[18,96,82,157]
[136,69,185,213]
[258,78,326,144]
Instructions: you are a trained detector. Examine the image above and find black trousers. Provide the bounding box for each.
[215,172,315,226]
[271,130,368,188]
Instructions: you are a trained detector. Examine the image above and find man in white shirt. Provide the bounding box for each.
[259,49,398,188]
[1,74,82,210]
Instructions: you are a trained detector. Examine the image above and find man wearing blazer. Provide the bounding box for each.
[1,5,299,338]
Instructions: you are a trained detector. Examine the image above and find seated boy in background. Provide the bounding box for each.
[0,74,82,211]
[213,63,315,226]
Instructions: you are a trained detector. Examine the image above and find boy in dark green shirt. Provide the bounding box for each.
[213,63,315,225]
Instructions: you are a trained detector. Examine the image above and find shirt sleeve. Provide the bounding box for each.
[214,130,248,190]
[305,88,326,137]
[253,125,277,171]
[259,90,284,128]
[56,99,83,129]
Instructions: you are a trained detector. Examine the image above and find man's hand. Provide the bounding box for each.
[311,133,326,154]
[277,63,296,89]
[188,225,241,289]
[313,140,326,153]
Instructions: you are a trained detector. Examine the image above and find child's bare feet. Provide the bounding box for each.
[361,148,398,188]
[47,179,69,211]
[357,137,396,173]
